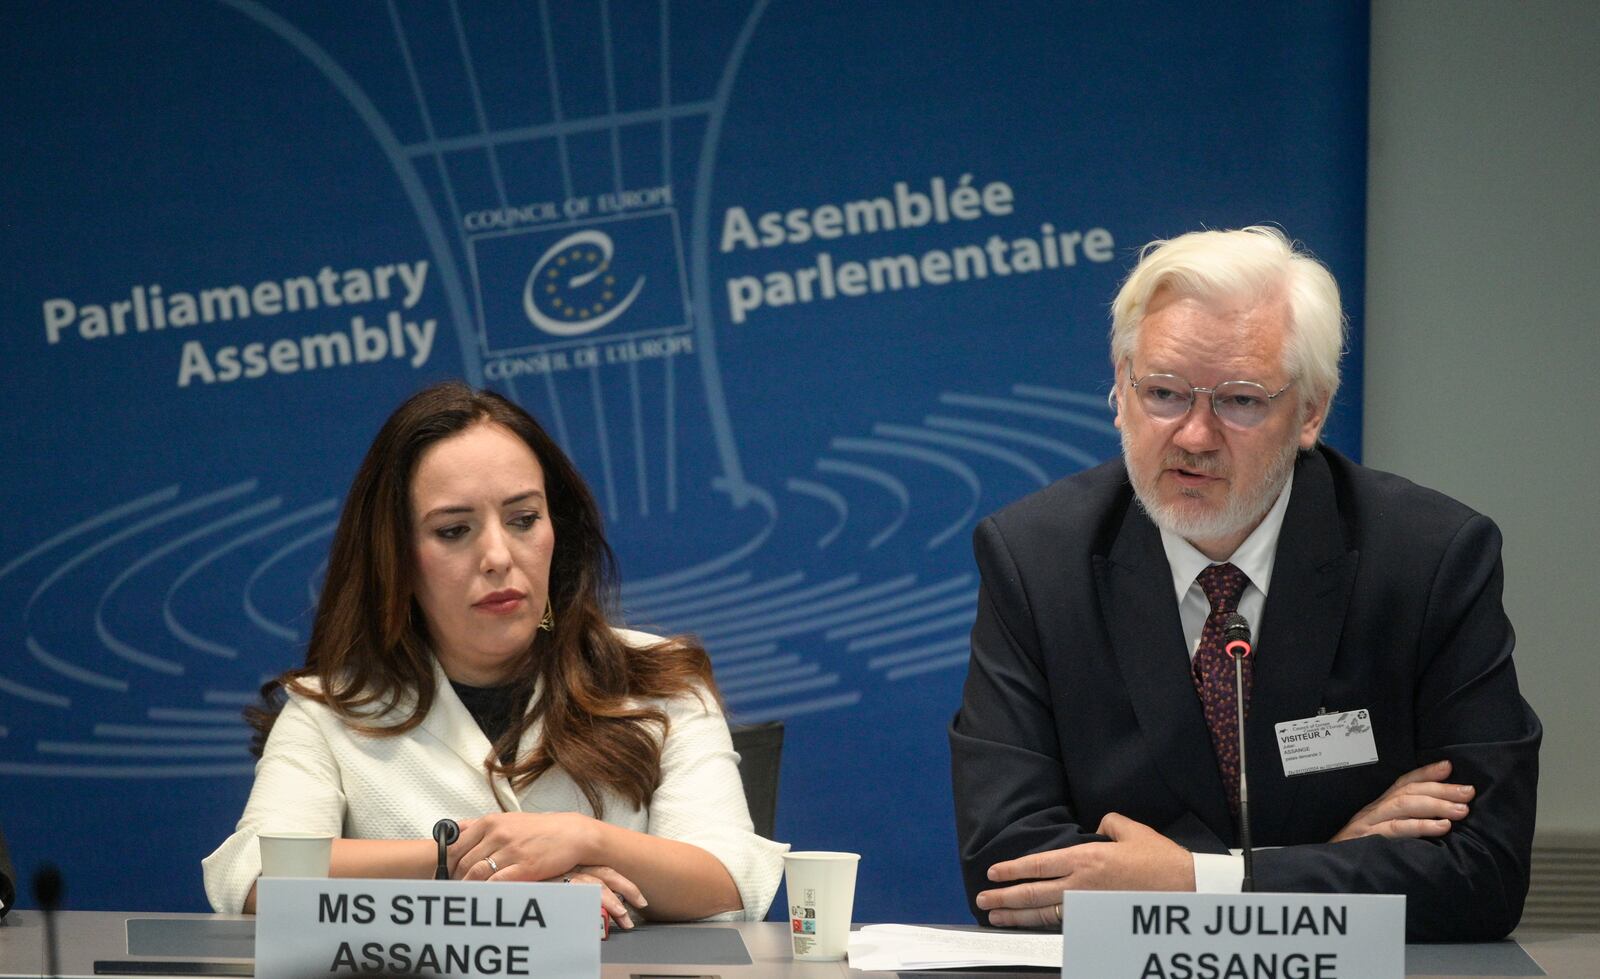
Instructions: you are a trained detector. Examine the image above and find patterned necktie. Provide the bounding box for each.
[1191,562,1252,814]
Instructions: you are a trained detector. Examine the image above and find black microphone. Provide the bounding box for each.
[33,863,63,977]
[1222,612,1255,893]
[432,819,459,881]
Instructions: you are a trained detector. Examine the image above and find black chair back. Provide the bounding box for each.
[0,822,14,916]
[729,721,784,840]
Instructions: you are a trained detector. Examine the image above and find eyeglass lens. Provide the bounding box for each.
[1136,375,1274,429]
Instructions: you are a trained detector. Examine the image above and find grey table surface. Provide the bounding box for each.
[0,911,1593,978]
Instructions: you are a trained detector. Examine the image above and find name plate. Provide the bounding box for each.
[1061,892,1404,979]
[255,878,601,979]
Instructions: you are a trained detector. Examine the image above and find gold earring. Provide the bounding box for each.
[539,602,555,633]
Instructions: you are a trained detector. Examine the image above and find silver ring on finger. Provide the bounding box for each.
[1051,903,1063,925]
[485,855,499,873]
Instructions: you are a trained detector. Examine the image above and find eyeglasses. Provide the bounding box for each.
[1127,362,1294,430]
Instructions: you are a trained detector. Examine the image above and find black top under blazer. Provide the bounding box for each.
[950,445,1541,942]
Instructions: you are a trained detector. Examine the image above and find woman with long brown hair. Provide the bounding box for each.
[202,382,785,924]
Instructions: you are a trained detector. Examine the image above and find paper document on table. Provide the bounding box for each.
[847,924,1062,970]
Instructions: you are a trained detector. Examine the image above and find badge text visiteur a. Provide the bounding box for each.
[255,878,601,979]
[1061,891,1404,979]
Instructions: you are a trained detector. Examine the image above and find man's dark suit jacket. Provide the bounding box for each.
[950,445,1540,942]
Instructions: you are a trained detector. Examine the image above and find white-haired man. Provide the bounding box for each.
[950,227,1539,942]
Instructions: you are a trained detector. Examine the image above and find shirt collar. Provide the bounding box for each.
[1160,470,1294,602]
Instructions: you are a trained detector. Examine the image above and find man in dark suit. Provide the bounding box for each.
[950,227,1540,942]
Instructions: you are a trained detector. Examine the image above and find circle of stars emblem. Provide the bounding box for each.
[543,248,618,318]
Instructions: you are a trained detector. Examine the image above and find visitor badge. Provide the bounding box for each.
[1274,709,1378,777]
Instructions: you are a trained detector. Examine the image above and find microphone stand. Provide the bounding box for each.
[1233,653,1255,893]
[33,864,63,979]
[1221,612,1255,894]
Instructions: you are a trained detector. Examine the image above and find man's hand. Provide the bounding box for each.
[1330,759,1473,843]
[976,813,1195,927]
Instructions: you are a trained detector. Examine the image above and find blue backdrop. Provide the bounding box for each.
[0,1,1368,923]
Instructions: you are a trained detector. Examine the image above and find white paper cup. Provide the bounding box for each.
[782,851,860,960]
[258,831,334,878]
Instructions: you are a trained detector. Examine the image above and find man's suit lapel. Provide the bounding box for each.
[1098,498,1234,847]
[1249,449,1359,845]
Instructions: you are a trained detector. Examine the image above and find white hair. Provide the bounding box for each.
[1109,226,1346,421]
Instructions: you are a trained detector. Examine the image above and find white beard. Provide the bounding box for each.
[1123,432,1299,547]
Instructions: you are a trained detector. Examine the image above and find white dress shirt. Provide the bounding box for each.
[1155,473,1294,893]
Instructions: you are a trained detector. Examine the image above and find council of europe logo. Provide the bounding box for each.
[522,229,646,337]
[470,209,689,356]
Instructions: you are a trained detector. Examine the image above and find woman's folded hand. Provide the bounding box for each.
[449,812,599,882]
[551,865,647,930]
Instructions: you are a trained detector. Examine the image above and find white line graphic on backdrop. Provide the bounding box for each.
[0,371,1121,775]
[1,482,319,775]
[1,1,1124,777]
